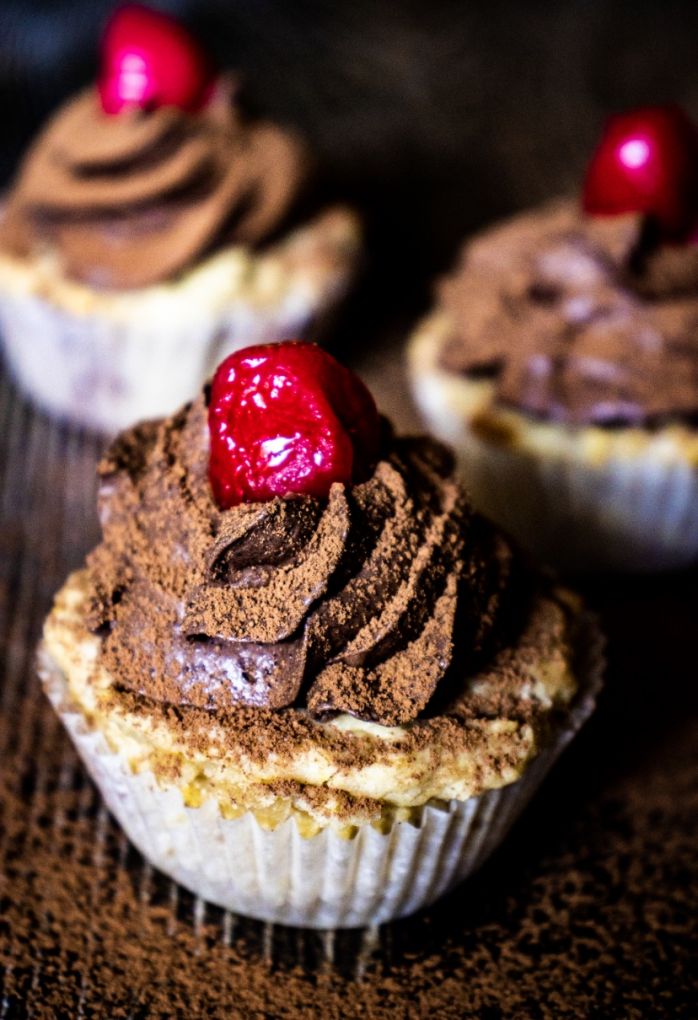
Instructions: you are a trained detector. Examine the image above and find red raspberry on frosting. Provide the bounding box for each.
[583,104,698,239]
[99,4,215,115]
[208,342,381,508]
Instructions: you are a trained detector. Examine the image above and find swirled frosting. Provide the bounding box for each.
[0,85,308,289]
[438,199,698,427]
[84,392,514,727]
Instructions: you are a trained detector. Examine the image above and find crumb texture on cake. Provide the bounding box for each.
[0,205,360,319]
[43,567,579,829]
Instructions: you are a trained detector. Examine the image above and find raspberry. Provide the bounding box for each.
[99,4,215,115]
[208,342,381,508]
[583,105,698,239]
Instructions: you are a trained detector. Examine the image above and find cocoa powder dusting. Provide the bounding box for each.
[84,395,517,734]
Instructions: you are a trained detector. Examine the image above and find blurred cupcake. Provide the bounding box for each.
[409,106,698,571]
[0,5,360,432]
[39,341,602,928]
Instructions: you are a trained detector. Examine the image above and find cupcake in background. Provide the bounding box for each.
[0,5,360,432]
[39,340,602,928]
[409,105,698,572]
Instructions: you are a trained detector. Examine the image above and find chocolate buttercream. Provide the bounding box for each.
[439,200,698,427]
[84,394,514,727]
[0,85,308,289]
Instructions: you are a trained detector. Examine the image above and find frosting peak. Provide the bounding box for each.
[0,85,308,289]
[86,395,512,726]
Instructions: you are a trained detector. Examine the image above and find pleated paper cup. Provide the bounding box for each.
[0,287,322,434]
[37,614,603,930]
[0,207,360,434]
[409,313,698,573]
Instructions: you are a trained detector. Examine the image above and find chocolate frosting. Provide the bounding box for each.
[0,85,308,289]
[439,200,698,427]
[85,395,513,727]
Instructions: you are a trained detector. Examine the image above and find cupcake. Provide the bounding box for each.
[409,105,698,572]
[39,341,602,928]
[0,5,360,432]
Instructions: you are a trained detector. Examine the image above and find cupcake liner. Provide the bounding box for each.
[37,614,603,929]
[409,318,698,572]
[447,428,698,573]
[0,285,320,434]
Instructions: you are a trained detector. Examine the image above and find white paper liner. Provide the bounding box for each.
[37,615,603,929]
[409,327,698,573]
[436,415,698,573]
[0,285,322,434]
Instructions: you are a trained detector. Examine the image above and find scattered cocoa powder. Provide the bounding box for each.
[1,686,696,1018]
[52,564,579,813]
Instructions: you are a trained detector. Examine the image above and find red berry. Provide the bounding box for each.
[208,342,381,509]
[98,4,215,115]
[582,105,698,238]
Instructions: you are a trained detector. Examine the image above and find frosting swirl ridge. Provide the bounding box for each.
[0,86,307,289]
[86,394,512,726]
[439,199,698,427]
